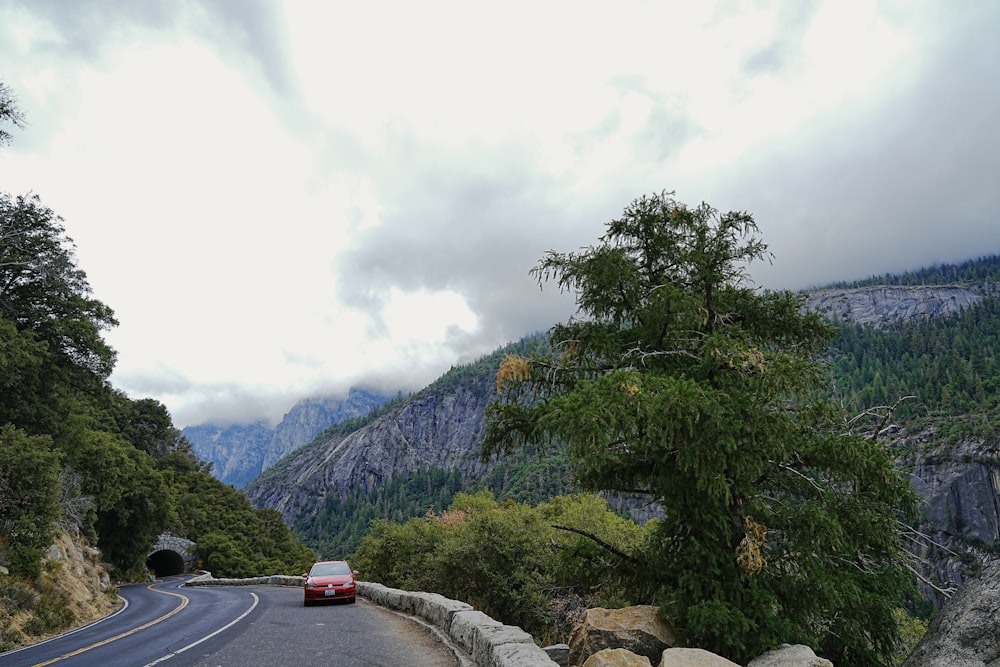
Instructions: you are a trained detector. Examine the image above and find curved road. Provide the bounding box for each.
[1,577,460,667]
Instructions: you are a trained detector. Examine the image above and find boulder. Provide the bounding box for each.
[902,559,1000,667]
[747,644,832,667]
[545,644,570,666]
[661,647,741,666]
[582,648,653,667]
[568,606,677,666]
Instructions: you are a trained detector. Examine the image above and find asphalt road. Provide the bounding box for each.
[0,577,461,667]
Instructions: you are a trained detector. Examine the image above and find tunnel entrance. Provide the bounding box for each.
[146,549,186,577]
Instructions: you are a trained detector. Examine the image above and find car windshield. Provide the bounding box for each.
[311,562,350,576]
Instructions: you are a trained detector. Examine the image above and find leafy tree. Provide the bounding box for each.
[0,425,61,578]
[92,444,171,573]
[0,193,118,438]
[482,192,918,665]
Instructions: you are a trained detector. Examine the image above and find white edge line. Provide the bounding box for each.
[141,592,260,667]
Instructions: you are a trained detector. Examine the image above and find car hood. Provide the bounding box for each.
[307,574,354,586]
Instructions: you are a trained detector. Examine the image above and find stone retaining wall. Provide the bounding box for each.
[359,582,559,667]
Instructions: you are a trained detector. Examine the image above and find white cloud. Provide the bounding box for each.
[2,0,999,426]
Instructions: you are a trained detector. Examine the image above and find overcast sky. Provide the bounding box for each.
[2,1,998,428]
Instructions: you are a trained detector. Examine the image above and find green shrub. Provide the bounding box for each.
[22,589,74,637]
[0,579,39,611]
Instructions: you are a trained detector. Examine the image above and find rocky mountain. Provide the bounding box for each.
[802,284,1000,604]
[900,428,1000,606]
[184,387,393,488]
[246,351,514,523]
[802,283,998,328]
[246,279,1000,610]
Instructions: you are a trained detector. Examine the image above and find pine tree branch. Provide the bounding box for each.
[550,524,641,565]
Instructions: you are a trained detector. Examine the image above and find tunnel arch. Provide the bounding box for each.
[147,534,197,577]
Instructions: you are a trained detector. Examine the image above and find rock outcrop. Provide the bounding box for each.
[902,558,1000,666]
[888,427,1000,605]
[801,285,995,328]
[567,606,678,667]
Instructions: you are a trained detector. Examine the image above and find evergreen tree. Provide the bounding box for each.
[483,191,917,665]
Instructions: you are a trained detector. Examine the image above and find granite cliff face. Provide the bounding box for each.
[802,284,996,328]
[893,427,1000,606]
[246,376,496,523]
[184,388,392,488]
[183,420,273,488]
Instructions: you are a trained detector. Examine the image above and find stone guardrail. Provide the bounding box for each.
[183,574,559,666]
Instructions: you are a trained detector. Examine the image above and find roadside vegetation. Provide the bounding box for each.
[352,490,648,645]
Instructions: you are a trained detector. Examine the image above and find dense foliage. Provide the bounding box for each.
[828,297,1000,431]
[0,82,315,646]
[352,491,649,643]
[482,192,918,665]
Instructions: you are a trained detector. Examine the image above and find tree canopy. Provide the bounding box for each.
[483,191,918,666]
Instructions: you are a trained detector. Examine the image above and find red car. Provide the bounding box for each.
[303,560,358,605]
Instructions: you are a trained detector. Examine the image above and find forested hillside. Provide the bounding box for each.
[829,295,1000,425]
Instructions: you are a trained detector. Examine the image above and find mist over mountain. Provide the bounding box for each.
[183,387,394,488]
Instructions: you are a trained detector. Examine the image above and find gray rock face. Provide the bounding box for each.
[184,420,273,488]
[891,429,1000,605]
[802,285,995,328]
[902,559,1000,667]
[246,382,495,524]
[184,387,392,488]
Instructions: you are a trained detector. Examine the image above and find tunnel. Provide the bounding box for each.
[146,549,186,577]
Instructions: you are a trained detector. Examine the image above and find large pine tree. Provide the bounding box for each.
[483,191,917,665]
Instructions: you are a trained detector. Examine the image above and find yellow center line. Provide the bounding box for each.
[32,581,189,667]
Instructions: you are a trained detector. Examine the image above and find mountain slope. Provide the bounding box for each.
[184,388,392,488]
[245,337,561,527]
